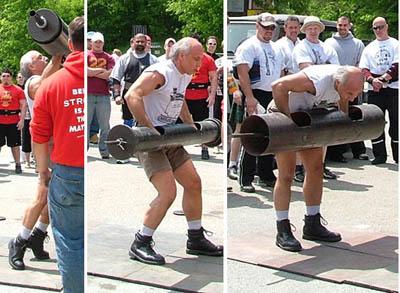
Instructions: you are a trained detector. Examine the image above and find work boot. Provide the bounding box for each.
[8,236,29,270]
[129,232,165,265]
[201,148,210,160]
[28,228,50,260]
[186,227,223,256]
[276,219,302,252]
[15,164,22,174]
[303,213,341,242]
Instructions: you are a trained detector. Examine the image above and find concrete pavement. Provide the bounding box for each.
[0,149,61,292]
[87,102,224,292]
[228,132,398,292]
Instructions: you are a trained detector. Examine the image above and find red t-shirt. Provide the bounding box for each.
[185,53,217,100]
[0,84,25,124]
[87,50,115,95]
[30,51,84,168]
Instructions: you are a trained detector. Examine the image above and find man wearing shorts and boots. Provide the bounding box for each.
[270,64,364,251]
[0,68,26,174]
[125,37,223,265]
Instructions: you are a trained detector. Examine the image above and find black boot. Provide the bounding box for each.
[276,219,302,252]
[8,236,29,270]
[28,228,50,260]
[129,232,165,265]
[186,227,223,256]
[303,213,341,242]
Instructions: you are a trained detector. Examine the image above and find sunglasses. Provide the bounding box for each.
[372,24,385,30]
[260,24,276,31]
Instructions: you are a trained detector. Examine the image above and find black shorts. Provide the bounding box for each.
[21,119,32,153]
[186,99,209,122]
[0,123,21,147]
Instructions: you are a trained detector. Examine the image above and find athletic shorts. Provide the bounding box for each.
[0,123,21,147]
[186,99,209,122]
[136,145,191,180]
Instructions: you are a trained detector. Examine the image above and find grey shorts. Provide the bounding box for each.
[136,145,191,180]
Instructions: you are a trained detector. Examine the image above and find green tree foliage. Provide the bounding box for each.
[0,0,83,76]
[253,0,398,40]
[166,0,223,44]
[88,0,223,53]
[88,0,183,53]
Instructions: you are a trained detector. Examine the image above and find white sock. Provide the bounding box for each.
[139,225,155,237]
[187,220,202,230]
[276,210,289,221]
[36,221,49,232]
[19,226,32,240]
[229,160,237,168]
[306,205,320,216]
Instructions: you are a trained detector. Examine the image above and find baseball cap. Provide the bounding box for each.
[87,31,95,40]
[164,37,176,47]
[91,32,104,43]
[301,16,325,33]
[257,13,276,27]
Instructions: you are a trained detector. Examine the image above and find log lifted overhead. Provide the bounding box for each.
[237,104,385,156]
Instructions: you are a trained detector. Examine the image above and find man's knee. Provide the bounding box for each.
[184,173,202,194]
[277,171,295,185]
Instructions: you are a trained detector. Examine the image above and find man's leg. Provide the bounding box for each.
[368,91,387,164]
[129,169,176,265]
[274,151,301,252]
[174,159,223,256]
[48,164,84,293]
[300,148,341,242]
[86,95,96,150]
[387,88,398,163]
[96,95,111,158]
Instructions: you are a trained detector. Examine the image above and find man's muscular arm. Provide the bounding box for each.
[271,72,315,117]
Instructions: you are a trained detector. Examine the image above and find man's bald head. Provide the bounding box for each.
[170,37,204,74]
[334,66,364,103]
[373,17,387,26]
[169,37,203,60]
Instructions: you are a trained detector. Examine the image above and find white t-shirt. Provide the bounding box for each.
[233,35,284,91]
[359,37,399,89]
[288,64,341,112]
[292,39,339,73]
[275,36,299,74]
[24,75,39,119]
[143,60,192,126]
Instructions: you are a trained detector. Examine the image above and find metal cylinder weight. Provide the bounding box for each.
[239,104,385,156]
[28,9,70,56]
[107,118,222,160]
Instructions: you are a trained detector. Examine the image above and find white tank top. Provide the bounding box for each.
[24,75,40,119]
[143,60,192,126]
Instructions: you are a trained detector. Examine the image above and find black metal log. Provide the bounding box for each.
[239,104,385,156]
[28,9,70,56]
[106,118,222,160]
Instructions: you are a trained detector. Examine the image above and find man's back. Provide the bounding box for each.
[30,51,84,168]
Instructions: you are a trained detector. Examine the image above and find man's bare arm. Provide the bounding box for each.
[236,63,258,114]
[207,70,217,106]
[17,99,27,130]
[32,142,51,187]
[271,72,315,116]
[87,67,105,77]
[179,100,195,125]
[95,69,112,80]
[125,71,165,129]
